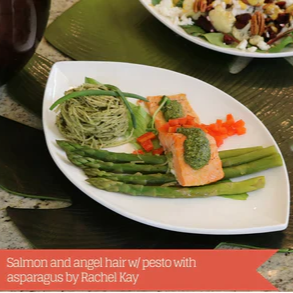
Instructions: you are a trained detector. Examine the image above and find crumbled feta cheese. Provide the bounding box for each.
[154,0,183,22]
[236,39,248,50]
[178,14,194,25]
[257,40,271,50]
[231,0,254,16]
[247,46,258,52]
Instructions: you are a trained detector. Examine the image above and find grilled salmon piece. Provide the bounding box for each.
[161,132,224,186]
[145,94,224,187]
[146,93,200,129]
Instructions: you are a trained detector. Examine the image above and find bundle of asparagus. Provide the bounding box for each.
[56,140,283,199]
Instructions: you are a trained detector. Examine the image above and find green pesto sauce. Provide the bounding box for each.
[162,100,184,121]
[177,127,211,170]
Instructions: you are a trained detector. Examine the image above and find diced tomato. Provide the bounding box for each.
[169,119,180,126]
[152,147,164,155]
[216,119,223,127]
[185,119,194,126]
[140,140,154,152]
[178,117,187,125]
[168,126,180,133]
[132,150,145,155]
[206,129,217,137]
[154,112,246,148]
[236,127,246,135]
[215,136,224,147]
[209,123,219,132]
[137,132,156,143]
[226,114,235,125]
[234,119,245,128]
[186,119,199,126]
[158,123,169,132]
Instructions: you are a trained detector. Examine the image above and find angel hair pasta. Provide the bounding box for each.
[56,83,131,149]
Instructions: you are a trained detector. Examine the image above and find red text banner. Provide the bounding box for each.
[0,249,277,291]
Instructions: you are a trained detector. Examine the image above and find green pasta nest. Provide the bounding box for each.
[56,84,130,149]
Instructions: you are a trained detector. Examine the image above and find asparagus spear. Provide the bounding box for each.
[218,146,263,159]
[221,146,278,167]
[82,152,283,178]
[58,140,264,165]
[84,169,177,185]
[85,170,248,199]
[69,149,282,180]
[70,152,282,182]
[57,140,167,165]
[68,153,169,174]
[87,176,265,198]
[223,153,283,179]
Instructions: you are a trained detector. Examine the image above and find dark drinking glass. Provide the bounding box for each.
[0,0,51,86]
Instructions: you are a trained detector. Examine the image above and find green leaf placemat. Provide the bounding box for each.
[7,54,53,117]
[6,196,169,249]
[6,198,293,249]
[0,116,74,201]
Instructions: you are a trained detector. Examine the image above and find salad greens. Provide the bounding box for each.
[269,35,293,53]
[181,25,293,52]
[181,25,236,48]
[202,33,236,48]
[180,25,205,35]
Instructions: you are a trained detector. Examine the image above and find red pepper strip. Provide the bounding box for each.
[140,140,154,152]
[137,132,157,143]
[132,150,145,155]
[152,147,164,155]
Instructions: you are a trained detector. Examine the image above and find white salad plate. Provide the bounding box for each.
[43,61,290,235]
[139,0,293,58]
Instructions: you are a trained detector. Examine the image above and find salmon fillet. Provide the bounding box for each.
[145,94,224,187]
[146,94,200,129]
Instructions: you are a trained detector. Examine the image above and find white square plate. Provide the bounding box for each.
[43,61,290,235]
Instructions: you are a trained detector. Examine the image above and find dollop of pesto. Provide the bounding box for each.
[177,127,211,170]
[162,100,184,121]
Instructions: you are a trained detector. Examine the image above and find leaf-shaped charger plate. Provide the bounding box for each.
[6,54,53,117]
[0,116,73,201]
[139,0,293,58]
[43,61,290,235]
